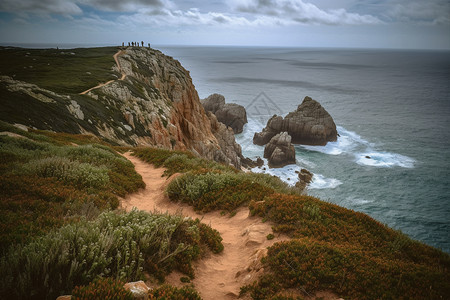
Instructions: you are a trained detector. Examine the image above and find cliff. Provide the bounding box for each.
[0,46,243,168]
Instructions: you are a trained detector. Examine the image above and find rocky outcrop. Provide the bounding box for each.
[201,93,248,134]
[0,47,245,169]
[254,96,337,146]
[295,168,313,190]
[263,132,296,168]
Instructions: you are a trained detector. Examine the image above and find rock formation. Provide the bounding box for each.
[253,96,337,146]
[201,93,248,134]
[295,168,313,190]
[0,47,246,169]
[263,132,296,168]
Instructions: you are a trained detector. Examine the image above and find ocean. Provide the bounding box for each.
[157,46,450,253]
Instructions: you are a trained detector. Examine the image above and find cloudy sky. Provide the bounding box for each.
[0,0,449,49]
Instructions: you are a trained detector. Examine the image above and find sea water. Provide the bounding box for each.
[158,46,450,253]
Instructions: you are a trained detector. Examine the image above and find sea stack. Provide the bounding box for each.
[253,96,337,146]
[201,93,248,134]
[263,132,296,168]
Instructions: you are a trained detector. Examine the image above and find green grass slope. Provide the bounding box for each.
[0,46,119,94]
[134,147,450,300]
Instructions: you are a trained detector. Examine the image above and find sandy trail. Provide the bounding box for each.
[121,152,288,300]
[80,49,126,95]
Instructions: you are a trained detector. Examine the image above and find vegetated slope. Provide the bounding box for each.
[0,123,222,300]
[133,147,450,300]
[0,46,244,168]
[0,121,144,252]
[122,151,290,299]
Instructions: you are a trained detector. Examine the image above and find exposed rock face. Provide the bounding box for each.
[254,96,337,146]
[295,168,313,190]
[201,93,248,134]
[0,48,245,168]
[263,132,296,168]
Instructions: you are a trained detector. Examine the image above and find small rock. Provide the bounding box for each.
[123,281,150,300]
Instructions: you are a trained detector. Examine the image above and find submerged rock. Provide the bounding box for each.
[254,96,337,146]
[263,132,296,168]
[202,93,248,134]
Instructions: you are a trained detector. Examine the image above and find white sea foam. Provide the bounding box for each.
[300,126,415,168]
[251,161,300,186]
[309,174,343,189]
[355,152,415,168]
[300,126,369,155]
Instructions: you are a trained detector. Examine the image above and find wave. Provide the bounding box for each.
[309,174,343,190]
[300,126,415,168]
[356,152,415,168]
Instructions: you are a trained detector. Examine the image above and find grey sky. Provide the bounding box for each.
[0,0,449,49]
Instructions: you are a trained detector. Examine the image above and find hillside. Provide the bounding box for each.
[0,46,449,300]
[0,46,243,168]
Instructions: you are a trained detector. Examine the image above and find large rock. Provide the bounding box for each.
[202,94,248,134]
[253,96,337,146]
[263,132,296,168]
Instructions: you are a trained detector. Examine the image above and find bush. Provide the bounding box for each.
[167,172,275,212]
[244,193,450,299]
[0,210,223,300]
[148,285,202,300]
[0,130,144,251]
[22,156,109,188]
[133,147,235,176]
[72,278,133,300]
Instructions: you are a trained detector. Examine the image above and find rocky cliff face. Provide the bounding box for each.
[0,47,243,168]
[253,96,337,146]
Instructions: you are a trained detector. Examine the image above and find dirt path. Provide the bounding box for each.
[80,49,126,95]
[121,152,288,300]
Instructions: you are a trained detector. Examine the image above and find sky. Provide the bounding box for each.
[0,0,449,49]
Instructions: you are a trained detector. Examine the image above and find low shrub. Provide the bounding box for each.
[167,172,275,212]
[0,130,144,251]
[244,193,450,299]
[22,157,109,188]
[148,284,202,300]
[133,147,235,176]
[0,209,223,300]
[72,278,133,300]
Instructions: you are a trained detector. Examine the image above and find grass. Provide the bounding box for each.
[241,193,450,299]
[133,146,450,299]
[0,46,119,94]
[0,209,223,300]
[0,121,144,252]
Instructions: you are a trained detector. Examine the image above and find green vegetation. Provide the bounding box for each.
[72,278,133,300]
[241,193,450,299]
[148,285,202,300]
[133,147,299,212]
[0,121,144,252]
[133,147,450,299]
[0,46,119,94]
[0,209,222,299]
[133,147,236,176]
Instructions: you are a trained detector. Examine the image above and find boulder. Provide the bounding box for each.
[202,93,248,134]
[254,96,337,146]
[295,168,313,190]
[263,132,296,168]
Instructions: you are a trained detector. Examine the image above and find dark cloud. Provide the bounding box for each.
[0,0,82,15]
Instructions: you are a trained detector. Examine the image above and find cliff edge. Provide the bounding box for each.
[0,46,243,168]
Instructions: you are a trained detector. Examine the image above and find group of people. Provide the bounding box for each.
[122,41,150,48]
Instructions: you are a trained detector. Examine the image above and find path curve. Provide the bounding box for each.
[80,49,126,95]
[121,152,288,300]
